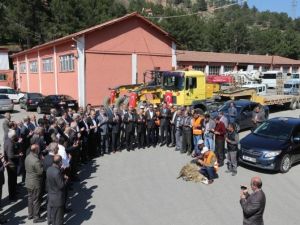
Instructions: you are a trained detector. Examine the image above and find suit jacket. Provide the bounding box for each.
[25,152,43,190]
[86,117,99,135]
[136,114,146,132]
[78,120,89,141]
[46,164,66,207]
[98,113,110,135]
[111,113,122,134]
[0,160,5,186]
[4,138,19,166]
[2,119,10,141]
[160,108,171,126]
[240,189,266,225]
[145,110,157,129]
[123,112,137,133]
[42,154,54,172]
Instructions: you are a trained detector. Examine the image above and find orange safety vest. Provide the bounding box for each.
[192,117,203,135]
[204,151,219,172]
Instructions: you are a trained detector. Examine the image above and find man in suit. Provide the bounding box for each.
[47,155,67,225]
[25,144,45,223]
[159,103,171,146]
[111,108,121,153]
[78,115,89,162]
[240,176,266,225]
[145,104,157,147]
[123,106,137,151]
[170,105,178,148]
[0,153,7,224]
[4,129,23,201]
[136,108,146,149]
[86,110,99,158]
[98,108,110,155]
[2,112,11,142]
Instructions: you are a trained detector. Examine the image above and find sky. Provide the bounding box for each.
[247,0,300,19]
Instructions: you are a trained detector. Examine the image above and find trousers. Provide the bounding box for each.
[227,151,237,172]
[27,188,41,219]
[181,128,192,153]
[7,165,17,199]
[47,205,64,225]
[215,138,225,165]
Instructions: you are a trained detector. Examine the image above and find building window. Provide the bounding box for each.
[292,67,299,73]
[224,66,234,72]
[42,58,53,72]
[0,74,7,81]
[60,54,74,72]
[209,66,220,75]
[29,61,38,73]
[262,66,269,72]
[20,62,26,73]
[282,66,289,73]
[13,64,17,72]
[193,65,205,72]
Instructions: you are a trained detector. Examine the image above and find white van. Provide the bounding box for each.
[0,86,24,103]
[242,84,267,95]
[261,71,283,88]
[284,79,300,95]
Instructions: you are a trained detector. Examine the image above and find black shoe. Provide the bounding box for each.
[33,218,46,223]
[0,218,7,224]
[28,216,33,220]
[65,208,72,213]
[231,171,237,176]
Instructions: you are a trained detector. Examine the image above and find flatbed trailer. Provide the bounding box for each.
[215,87,300,109]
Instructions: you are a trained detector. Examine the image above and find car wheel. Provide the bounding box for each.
[290,100,297,110]
[37,106,42,114]
[279,154,291,173]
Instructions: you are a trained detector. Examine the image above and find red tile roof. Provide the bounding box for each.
[177,50,300,65]
[13,12,176,57]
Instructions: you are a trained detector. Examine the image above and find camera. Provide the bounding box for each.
[240,185,247,190]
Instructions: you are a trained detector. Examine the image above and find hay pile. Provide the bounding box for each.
[177,163,208,184]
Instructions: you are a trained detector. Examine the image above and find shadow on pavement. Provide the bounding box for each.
[64,159,99,225]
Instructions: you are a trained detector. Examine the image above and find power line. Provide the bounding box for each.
[145,0,247,19]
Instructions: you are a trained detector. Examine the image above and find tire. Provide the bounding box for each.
[290,99,297,110]
[279,154,291,173]
[37,106,42,114]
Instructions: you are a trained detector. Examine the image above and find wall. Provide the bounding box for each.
[85,17,173,105]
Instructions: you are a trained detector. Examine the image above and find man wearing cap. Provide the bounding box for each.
[193,139,205,158]
[198,147,218,184]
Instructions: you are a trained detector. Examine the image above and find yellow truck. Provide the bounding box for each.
[161,70,219,111]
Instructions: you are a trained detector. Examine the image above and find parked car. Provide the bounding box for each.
[0,95,14,112]
[239,117,300,173]
[212,99,269,132]
[0,86,24,103]
[20,92,44,111]
[36,95,78,115]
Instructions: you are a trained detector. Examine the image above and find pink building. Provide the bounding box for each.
[12,12,177,106]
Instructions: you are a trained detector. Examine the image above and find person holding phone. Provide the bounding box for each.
[240,177,266,225]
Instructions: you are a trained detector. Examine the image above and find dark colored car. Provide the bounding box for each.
[211,100,269,132]
[36,95,78,115]
[239,117,300,173]
[20,92,44,111]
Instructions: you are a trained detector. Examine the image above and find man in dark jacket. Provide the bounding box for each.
[4,129,23,200]
[136,109,146,149]
[123,106,137,151]
[240,176,266,225]
[25,144,44,223]
[111,108,121,153]
[145,104,157,147]
[159,103,171,146]
[47,155,67,225]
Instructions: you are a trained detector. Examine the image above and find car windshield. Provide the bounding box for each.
[218,103,242,113]
[56,95,73,101]
[0,95,9,99]
[28,93,43,98]
[284,84,292,88]
[162,72,184,91]
[253,120,294,140]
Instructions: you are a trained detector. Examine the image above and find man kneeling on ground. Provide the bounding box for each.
[198,147,218,184]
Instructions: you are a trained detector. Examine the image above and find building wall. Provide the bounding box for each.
[84,17,173,105]
[39,47,56,95]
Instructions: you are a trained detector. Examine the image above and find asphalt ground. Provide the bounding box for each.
[0,105,300,225]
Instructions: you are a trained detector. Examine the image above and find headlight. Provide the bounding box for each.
[264,151,281,158]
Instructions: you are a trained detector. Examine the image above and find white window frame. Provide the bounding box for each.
[42,57,53,73]
[29,60,38,73]
[192,65,205,72]
[224,65,234,72]
[292,67,299,73]
[20,62,26,73]
[209,66,220,75]
[59,54,75,72]
[262,66,269,72]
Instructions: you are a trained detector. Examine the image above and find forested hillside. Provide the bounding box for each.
[1,0,300,59]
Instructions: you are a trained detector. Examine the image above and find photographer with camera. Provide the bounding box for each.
[240,176,266,225]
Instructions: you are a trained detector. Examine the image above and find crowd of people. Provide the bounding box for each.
[0,100,267,224]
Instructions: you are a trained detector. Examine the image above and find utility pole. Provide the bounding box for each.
[292,0,298,19]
